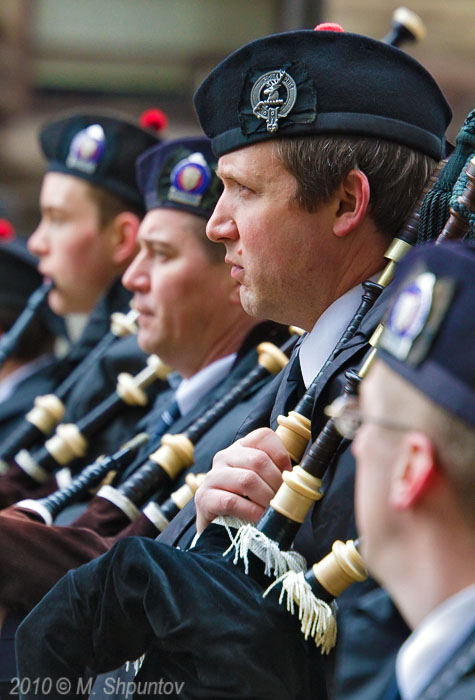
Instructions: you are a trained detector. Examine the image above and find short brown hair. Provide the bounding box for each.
[274,135,436,240]
[85,183,144,229]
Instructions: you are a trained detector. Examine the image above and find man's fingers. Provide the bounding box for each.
[195,427,293,533]
[236,428,292,472]
[195,485,266,534]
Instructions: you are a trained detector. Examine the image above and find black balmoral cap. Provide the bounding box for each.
[378,242,475,427]
[40,112,163,210]
[136,137,223,220]
[194,29,451,159]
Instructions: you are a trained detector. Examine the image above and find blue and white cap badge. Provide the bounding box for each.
[380,272,436,361]
[168,152,212,207]
[66,124,106,174]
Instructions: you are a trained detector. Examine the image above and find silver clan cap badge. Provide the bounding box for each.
[250,69,297,133]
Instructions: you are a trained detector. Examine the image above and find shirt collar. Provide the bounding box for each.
[175,353,237,416]
[397,584,475,700]
[299,282,367,389]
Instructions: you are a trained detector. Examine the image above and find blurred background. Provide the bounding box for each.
[1,0,473,235]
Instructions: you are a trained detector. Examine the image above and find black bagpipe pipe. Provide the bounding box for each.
[13,423,205,539]
[0,280,53,371]
[68,331,301,536]
[10,353,171,489]
[0,308,139,469]
[14,421,205,540]
[254,11,431,473]
[15,463,205,551]
[273,139,475,471]
[15,432,150,525]
[108,472,207,540]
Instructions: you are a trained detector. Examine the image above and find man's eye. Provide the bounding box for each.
[49,213,65,224]
[151,247,172,261]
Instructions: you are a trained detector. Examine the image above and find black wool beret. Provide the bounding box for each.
[378,242,475,427]
[136,137,222,220]
[194,29,452,159]
[40,112,163,210]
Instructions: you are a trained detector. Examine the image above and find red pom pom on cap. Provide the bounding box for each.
[314,22,344,32]
[139,109,169,133]
[0,219,15,241]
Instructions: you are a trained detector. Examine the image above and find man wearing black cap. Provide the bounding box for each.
[346,242,475,699]
[30,112,161,318]
[194,24,450,531]
[13,27,454,700]
[190,25,452,696]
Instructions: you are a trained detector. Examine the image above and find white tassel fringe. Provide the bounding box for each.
[264,571,337,654]
[125,653,146,676]
[214,517,307,577]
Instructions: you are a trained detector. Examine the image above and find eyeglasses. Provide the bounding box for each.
[324,395,413,441]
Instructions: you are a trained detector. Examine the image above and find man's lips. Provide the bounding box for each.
[133,305,154,319]
[225,257,244,280]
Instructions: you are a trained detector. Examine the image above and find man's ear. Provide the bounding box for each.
[110,212,141,267]
[389,432,438,510]
[333,169,370,238]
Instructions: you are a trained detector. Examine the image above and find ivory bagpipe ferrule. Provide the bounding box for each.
[382,7,426,48]
[12,354,170,481]
[0,309,140,465]
[262,539,368,652]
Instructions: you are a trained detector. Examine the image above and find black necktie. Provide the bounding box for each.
[270,348,305,427]
[149,399,181,447]
[118,399,181,484]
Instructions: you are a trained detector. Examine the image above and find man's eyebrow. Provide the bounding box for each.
[139,231,174,248]
[216,166,235,181]
[41,204,66,214]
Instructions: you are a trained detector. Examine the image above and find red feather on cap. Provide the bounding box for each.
[314,22,344,32]
[139,109,169,133]
[0,219,15,241]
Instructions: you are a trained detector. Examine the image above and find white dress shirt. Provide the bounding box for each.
[396,584,475,700]
[298,282,370,388]
[175,353,237,417]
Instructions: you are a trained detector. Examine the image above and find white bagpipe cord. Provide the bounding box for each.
[213,515,307,577]
[263,571,337,654]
